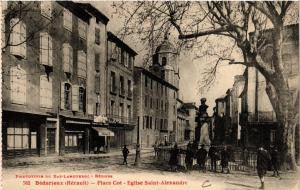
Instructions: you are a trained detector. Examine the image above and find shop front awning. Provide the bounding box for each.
[92,127,114,137]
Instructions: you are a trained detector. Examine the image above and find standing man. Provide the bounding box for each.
[270,145,280,178]
[221,145,230,173]
[196,144,208,172]
[257,145,270,189]
[122,145,130,165]
[209,145,218,172]
[185,142,194,171]
[169,143,179,171]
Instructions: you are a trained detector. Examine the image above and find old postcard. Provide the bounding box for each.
[1,1,300,190]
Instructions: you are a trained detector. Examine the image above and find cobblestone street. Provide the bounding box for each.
[3,153,300,190]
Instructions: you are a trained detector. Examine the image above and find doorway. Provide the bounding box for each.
[46,128,56,154]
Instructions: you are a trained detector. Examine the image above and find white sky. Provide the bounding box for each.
[92,1,246,115]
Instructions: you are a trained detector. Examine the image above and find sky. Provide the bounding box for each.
[92,1,246,115]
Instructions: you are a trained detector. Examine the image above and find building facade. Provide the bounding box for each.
[133,36,179,147]
[106,32,137,148]
[2,1,96,158]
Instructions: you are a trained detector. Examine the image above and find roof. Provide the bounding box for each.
[134,66,178,91]
[215,94,227,101]
[107,32,138,56]
[76,3,109,25]
[57,1,92,22]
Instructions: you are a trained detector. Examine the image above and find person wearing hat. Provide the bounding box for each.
[257,144,271,189]
[196,144,208,172]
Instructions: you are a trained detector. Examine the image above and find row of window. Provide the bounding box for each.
[110,72,133,98]
[144,95,168,112]
[9,19,87,78]
[41,2,88,40]
[109,100,132,119]
[142,116,168,131]
[108,41,134,69]
[61,83,86,112]
[9,66,87,112]
[144,75,176,98]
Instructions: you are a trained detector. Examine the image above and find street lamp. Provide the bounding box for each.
[134,118,141,166]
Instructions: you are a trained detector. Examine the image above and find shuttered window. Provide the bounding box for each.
[40,32,53,66]
[10,66,26,105]
[10,18,26,58]
[79,87,85,112]
[72,85,79,111]
[95,53,100,72]
[95,27,100,44]
[41,1,52,19]
[78,18,87,39]
[63,43,73,74]
[77,50,87,78]
[63,8,72,31]
[111,42,117,60]
[40,75,52,108]
[61,83,71,110]
[95,73,100,94]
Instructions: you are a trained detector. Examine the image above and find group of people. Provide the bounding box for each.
[169,141,231,173]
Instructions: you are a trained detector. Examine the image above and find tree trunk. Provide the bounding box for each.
[275,90,297,170]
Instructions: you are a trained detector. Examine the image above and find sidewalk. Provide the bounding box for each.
[3,148,154,167]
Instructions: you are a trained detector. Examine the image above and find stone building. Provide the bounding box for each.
[106,32,137,148]
[1,2,112,158]
[182,102,198,141]
[133,36,179,147]
[239,24,299,161]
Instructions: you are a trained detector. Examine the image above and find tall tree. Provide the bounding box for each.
[113,1,299,170]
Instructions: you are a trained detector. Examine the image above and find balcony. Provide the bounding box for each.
[239,111,277,125]
[107,114,135,125]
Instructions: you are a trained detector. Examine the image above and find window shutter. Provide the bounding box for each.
[72,85,79,111]
[47,77,53,108]
[10,67,26,105]
[48,35,53,66]
[41,2,52,19]
[69,46,73,74]
[20,22,26,58]
[40,33,47,65]
[63,44,70,72]
[95,73,100,93]
[40,76,47,108]
[60,82,65,109]
[10,19,20,56]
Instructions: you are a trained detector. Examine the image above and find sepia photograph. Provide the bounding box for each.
[1,1,299,190]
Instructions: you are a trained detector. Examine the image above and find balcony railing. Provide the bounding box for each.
[239,111,277,125]
[107,114,135,125]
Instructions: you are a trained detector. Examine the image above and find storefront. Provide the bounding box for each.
[91,127,114,153]
[2,112,45,158]
[64,120,90,154]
